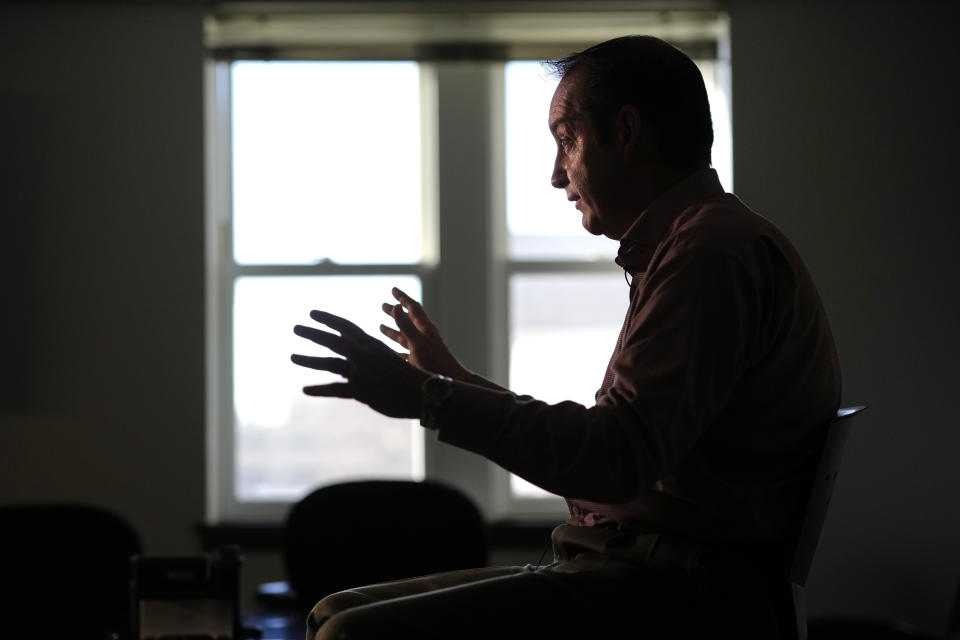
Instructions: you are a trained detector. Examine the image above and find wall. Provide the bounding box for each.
[0,6,206,554]
[1,1,958,633]
[727,0,960,633]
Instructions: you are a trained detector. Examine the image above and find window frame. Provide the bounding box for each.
[204,7,730,523]
[205,60,442,521]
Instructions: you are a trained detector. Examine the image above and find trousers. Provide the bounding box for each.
[306,524,782,640]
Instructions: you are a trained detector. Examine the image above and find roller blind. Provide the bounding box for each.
[205,1,724,61]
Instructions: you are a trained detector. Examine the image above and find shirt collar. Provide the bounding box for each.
[615,168,725,276]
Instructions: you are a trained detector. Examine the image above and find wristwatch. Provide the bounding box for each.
[420,374,453,430]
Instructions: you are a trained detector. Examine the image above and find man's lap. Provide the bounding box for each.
[306,525,781,639]
[308,557,703,639]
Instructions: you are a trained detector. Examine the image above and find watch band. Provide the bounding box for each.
[420,374,453,430]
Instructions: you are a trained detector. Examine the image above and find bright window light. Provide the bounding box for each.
[508,274,627,497]
[232,265,422,500]
[231,61,423,265]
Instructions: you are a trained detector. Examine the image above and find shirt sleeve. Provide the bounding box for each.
[436,243,763,503]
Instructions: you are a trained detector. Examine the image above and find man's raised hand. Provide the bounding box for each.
[379,287,469,380]
[292,309,428,419]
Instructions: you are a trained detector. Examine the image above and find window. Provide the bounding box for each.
[205,7,731,522]
[207,60,431,519]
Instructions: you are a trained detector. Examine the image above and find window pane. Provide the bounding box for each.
[231,61,422,265]
[505,61,617,261]
[233,275,422,501]
[508,273,627,496]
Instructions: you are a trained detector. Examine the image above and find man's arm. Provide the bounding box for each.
[433,246,762,502]
[292,247,759,502]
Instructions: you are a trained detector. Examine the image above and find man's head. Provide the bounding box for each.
[546,35,713,239]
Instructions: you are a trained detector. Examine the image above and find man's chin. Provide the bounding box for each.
[581,215,604,236]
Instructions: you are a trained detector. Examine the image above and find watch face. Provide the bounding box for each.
[424,375,453,400]
[420,375,452,430]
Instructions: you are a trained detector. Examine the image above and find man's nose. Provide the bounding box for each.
[551,156,568,189]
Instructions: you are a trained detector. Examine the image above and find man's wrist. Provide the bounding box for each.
[420,374,453,430]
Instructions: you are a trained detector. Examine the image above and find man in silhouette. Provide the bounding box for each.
[292,35,841,639]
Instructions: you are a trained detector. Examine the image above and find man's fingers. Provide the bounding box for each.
[383,300,424,342]
[392,287,423,316]
[303,383,354,398]
[392,304,426,341]
[293,324,350,357]
[379,323,409,348]
[309,309,365,337]
[291,354,353,377]
[382,302,409,327]
[392,287,436,334]
[392,287,413,304]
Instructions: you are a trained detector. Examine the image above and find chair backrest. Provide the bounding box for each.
[787,405,866,640]
[0,502,142,637]
[283,479,488,609]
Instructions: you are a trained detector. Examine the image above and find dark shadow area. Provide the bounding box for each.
[0,503,141,639]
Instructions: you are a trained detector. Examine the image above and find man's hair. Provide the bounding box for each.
[544,35,713,171]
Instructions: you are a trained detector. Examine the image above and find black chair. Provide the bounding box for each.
[0,502,142,639]
[781,406,867,640]
[273,479,488,611]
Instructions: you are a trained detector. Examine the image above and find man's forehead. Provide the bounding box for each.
[548,74,583,132]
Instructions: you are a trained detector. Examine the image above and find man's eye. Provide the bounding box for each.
[558,137,572,150]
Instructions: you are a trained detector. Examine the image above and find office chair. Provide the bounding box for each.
[278,479,488,610]
[0,502,142,639]
[781,405,867,640]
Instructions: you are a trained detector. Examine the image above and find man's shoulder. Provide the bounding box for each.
[668,193,788,257]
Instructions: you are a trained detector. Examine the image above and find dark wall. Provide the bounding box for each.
[727,0,960,633]
[0,6,206,553]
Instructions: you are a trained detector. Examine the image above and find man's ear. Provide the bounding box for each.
[615,104,649,163]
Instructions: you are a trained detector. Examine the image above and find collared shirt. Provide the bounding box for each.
[438,169,841,544]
